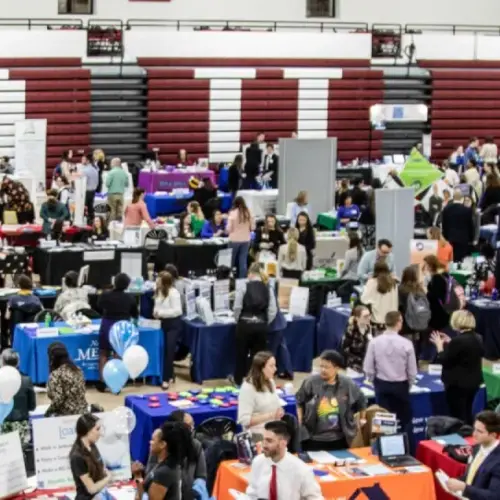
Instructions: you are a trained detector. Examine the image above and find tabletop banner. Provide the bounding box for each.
[0,431,28,499]
[32,413,131,490]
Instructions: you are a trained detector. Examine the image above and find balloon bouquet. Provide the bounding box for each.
[103,321,149,394]
[0,365,22,425]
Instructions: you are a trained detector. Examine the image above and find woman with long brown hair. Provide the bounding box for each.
[341,305,372,372]
[69,413,112,500]
[154,272,183,390]
[253,213,285,258]
[427,226,453,270]
[237,351,283,441]
[361,261,398,333]
[124,187,155,229]
[227,196,255,278]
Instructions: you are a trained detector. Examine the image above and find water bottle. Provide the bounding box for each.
[492,288,498,301]
[471,287,478,300]
[350,292,357,309]
[44,312,51,327]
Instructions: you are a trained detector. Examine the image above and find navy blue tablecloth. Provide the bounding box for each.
[183,315,316,383]
[316,305,351,354]
[468,300,500,360]
[126,391,296,463]
[145,192,232,218]
[13,321,163,384]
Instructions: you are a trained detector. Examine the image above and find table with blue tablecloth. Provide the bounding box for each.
[125,391,297,463]
[139,170,217,193]
[353,372,486,448]
[13,321,163,384]
[144,191,232,218]
[468,299,500,360]
[183,315,316,384]
[316,305,351,354]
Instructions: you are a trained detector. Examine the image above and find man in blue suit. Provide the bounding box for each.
[446,410,500,499]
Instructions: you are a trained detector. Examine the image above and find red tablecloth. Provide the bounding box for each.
[416,439,472,500]
[0,224,90,247]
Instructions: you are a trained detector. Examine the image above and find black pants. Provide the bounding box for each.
[302,437,348,452]
[85,190,96,222]
[234,320,268,385]
[445,385,478,425]
[161,317,183,382]
[374,379,412,434]
[451,242,470,262]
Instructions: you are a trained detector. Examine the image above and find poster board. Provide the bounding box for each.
[14,119,47,192]
[73,176,86,225]
[0,431,28,499]
[410,239,438,267]
[32,413,131,489]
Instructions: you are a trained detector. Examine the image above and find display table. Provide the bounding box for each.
[183,315,316,383]
[450,269,472,286]
[416,439,471,500]
[213,448,436,500]
[314,233,349,267]
[238,189,278,218]
[138,170,216,193]
[125,390,296,463]
[144,191,232,218]
[316,212,338,230]
[468,299,500,360]
[300,270,348,317]
[13,320,163,384]
[352,372,485,448]
[34,245,148,286]
[0,224,90,247]
[155,239,228,277]
[316,304,351,353]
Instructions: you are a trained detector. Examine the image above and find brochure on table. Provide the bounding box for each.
[32,413,131,489]
[0,431,28,499]
[214,279,230,313]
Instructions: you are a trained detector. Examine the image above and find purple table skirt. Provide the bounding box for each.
[138,170,216,193]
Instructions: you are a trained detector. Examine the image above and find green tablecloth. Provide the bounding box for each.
[316,212,338,230]
[482,365,500,401]
[450,270,472,287]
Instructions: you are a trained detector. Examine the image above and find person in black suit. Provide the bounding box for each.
[441,189,475,262]
[244,133,264,189]
[430,310,484,425]
[446,410,500,499]
[350,179,368,209]
[262,143,279,189]
[423,254,452,332]
[228,154,243,197]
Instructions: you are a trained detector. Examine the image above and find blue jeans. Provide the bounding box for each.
[229,241,250,278]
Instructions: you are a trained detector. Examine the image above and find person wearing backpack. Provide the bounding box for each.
[423,254,461,331]
[430,310,484,425]
[399,265,431,358]
[231,263,278,386]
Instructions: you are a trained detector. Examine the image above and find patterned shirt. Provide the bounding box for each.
[342,322,372,373]
[46,365,88,417]
[0,177,33,212]
[54,288,90,320]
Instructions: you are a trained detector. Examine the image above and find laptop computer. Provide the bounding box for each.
[376,433,421,468]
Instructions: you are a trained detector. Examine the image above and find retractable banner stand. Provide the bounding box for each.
[14,119,47,193]
[375,188,415,277]
[278,138,337,221]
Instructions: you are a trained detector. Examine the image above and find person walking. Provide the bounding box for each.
[363,311,417,435]
[105,158,129,221]
[227,196,254,278]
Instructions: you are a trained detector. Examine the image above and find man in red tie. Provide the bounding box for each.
[246,421,324,500]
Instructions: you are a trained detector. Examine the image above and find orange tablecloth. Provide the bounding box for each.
[417,439,472,500]
[213,448,437,500]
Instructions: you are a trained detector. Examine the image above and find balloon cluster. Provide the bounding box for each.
[103,321,149,394]
[0,366,21,424]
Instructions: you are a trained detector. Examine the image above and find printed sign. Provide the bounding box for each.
[0,431,28,499]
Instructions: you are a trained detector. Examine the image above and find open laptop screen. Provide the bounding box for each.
[379,434,406,457]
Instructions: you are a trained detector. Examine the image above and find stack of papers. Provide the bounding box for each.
[436,470,462,498]
[431,434,468,446]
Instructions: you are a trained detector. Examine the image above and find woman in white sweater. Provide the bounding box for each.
[278,228,307,279]
[237,351,284,441]
[154,271,183,390]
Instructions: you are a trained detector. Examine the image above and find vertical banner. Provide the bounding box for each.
[14,119,47,192]
[73,176,87,225]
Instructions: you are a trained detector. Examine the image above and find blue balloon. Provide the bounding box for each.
[0,400,13,425]
[103,359,129,394]
[109,321,139,358]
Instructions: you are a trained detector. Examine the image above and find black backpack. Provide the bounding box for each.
[241,281,270,321]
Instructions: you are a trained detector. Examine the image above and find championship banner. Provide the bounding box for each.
[399,149,443,196]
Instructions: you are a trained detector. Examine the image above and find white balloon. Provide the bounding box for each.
[0,366,21,403]
[122,345,148,379]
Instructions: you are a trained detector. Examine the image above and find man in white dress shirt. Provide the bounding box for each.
[246,421,324,500]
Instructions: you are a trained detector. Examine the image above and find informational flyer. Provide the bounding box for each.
[32,413,131,490]
[213,279,230,313]
[0,431,28,499]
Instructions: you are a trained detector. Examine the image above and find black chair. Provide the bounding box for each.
[195,416,237,442]
[34,309,63,323]
[144,228,168,251]
[75,308,101,319]
[282,413,300,454]
[9,303,43,347]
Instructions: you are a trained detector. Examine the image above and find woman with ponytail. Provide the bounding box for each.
[341,305,373,373]
[278,227,307,279]
[134,421,196,500]
[69,414,112,500]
